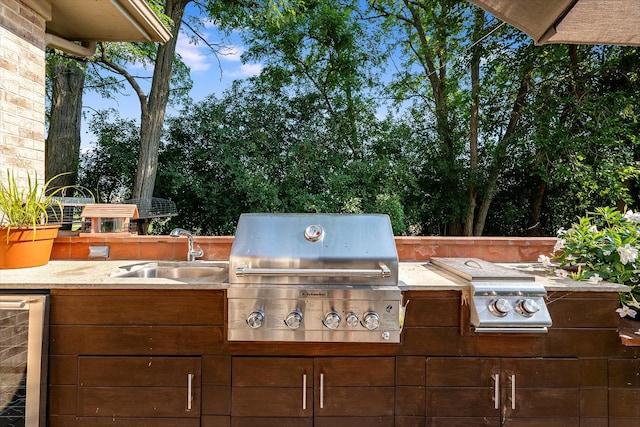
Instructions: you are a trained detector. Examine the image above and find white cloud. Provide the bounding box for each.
[230,63,263,78]
[219,45,243,62]
[176,35,212,72]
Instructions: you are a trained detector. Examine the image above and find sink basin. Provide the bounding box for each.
[113,262,228,282]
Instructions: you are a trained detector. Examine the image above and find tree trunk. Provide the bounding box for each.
[528,173,547,236]
[474,55,534,236]
[132,0,189,200]
[464,8,484,236]
[45,57,85,188]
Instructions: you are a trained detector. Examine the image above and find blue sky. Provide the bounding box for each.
[80,16,262,149]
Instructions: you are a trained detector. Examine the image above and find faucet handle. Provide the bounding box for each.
[191,245,204,257]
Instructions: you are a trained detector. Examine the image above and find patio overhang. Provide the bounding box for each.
[26,0,172,46]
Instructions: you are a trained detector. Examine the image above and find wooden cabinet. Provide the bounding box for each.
[609,358,640,425]
[76,356,200,426]
[231,356,394,426]
[47,290,228,427]
[425,357,580,427]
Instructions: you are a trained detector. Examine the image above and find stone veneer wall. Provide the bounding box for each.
[0,0,47,186]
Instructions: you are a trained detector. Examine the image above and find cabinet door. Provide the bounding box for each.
[501,358,579,427]
[314,357,395,425]
[77,356,200,425]
[609,358,640,423]
[426,357,501,427]
[231,357,313,423]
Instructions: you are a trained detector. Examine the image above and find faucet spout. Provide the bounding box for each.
[170,228,204,262]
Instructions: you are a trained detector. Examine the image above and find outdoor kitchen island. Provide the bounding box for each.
[2,258,639,427]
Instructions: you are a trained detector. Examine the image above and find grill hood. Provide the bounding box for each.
[229,213,399,286]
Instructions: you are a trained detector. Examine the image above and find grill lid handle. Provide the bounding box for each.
[235,263,392,278]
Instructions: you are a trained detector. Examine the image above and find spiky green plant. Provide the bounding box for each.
[0,169,83,239]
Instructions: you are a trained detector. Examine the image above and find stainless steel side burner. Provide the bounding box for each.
[227,213,402,343]
[431,258,552,333]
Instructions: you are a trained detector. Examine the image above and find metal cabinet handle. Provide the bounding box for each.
[511,374,516,410]
[0,300,27,309]
[187,373,194,410]
[492,374,499,410]
[319,373,324,409]
[302,374,307,410]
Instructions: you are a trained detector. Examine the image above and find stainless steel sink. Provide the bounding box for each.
[113,261,228,282]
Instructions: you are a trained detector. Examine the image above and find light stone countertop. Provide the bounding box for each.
[0,260,629,293]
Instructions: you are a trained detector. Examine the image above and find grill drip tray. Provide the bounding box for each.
[227,284,401,343]
[431,258,552,333]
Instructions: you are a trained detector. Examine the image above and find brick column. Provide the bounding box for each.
[0,0,48,186]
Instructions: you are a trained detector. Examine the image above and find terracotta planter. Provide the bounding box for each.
[0,225,60,269]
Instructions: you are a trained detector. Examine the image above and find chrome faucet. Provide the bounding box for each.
[170,228,204,262]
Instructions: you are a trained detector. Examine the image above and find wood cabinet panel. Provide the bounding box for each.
[315,357,395,386]
[78,356,200,387]
[427,357,499,387]
[314,416,394,427]
[232,386,312,417]
[78,387,200,418]
[77,356,201,420]
[314,386,395,417]
[232,357,313,387]
[427,418,499,427]
[231,417,312,427]
[50,290,224,325]
[232,357,312,417]
[76,418,200,427]
[50,325,224,355]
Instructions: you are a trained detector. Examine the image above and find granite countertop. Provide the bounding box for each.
[0,260,630,292]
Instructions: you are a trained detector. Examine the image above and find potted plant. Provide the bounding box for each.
[539,206,640,319]
[0,169,79,269]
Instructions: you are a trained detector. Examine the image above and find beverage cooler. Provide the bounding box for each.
[0,294,48,427]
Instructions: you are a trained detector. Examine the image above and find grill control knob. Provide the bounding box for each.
[285,311,303,329]
[362,312,381,330]
[516,298,541,317]
[323,311,341,329]
[346,312,359,328]
[488,298,512,317]
[246,311,265,328]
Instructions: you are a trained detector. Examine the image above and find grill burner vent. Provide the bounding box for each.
[431,258,552,333]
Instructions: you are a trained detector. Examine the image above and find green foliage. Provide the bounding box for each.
[548,206,640,317]
[76,1,640,239]
[78,110,139,203]
[0,169,90,238]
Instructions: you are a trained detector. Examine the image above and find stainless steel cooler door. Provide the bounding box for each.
[0,295,48,427]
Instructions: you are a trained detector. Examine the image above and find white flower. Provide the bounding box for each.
[625,210,640,223]
[587,274,603,284]
[556,227,567,236]
[538,254,552,267]
[555,269,568,278]
[617,244,639,265]
[616,305,638,318]
[603,250,611,256]
[553,238,566,252]
[588,225,598,233]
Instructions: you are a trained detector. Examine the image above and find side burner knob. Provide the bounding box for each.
[246,311,265,328]
[285,311,303,329]
[362,312,381,330]
[516,298,541,317]
[323,311,341,329]
[488,298,512,317]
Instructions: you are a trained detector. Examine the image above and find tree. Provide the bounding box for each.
[45,55,86,187]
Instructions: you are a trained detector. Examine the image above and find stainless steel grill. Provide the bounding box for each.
[431,258,552,333]
[227,213,402,343]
